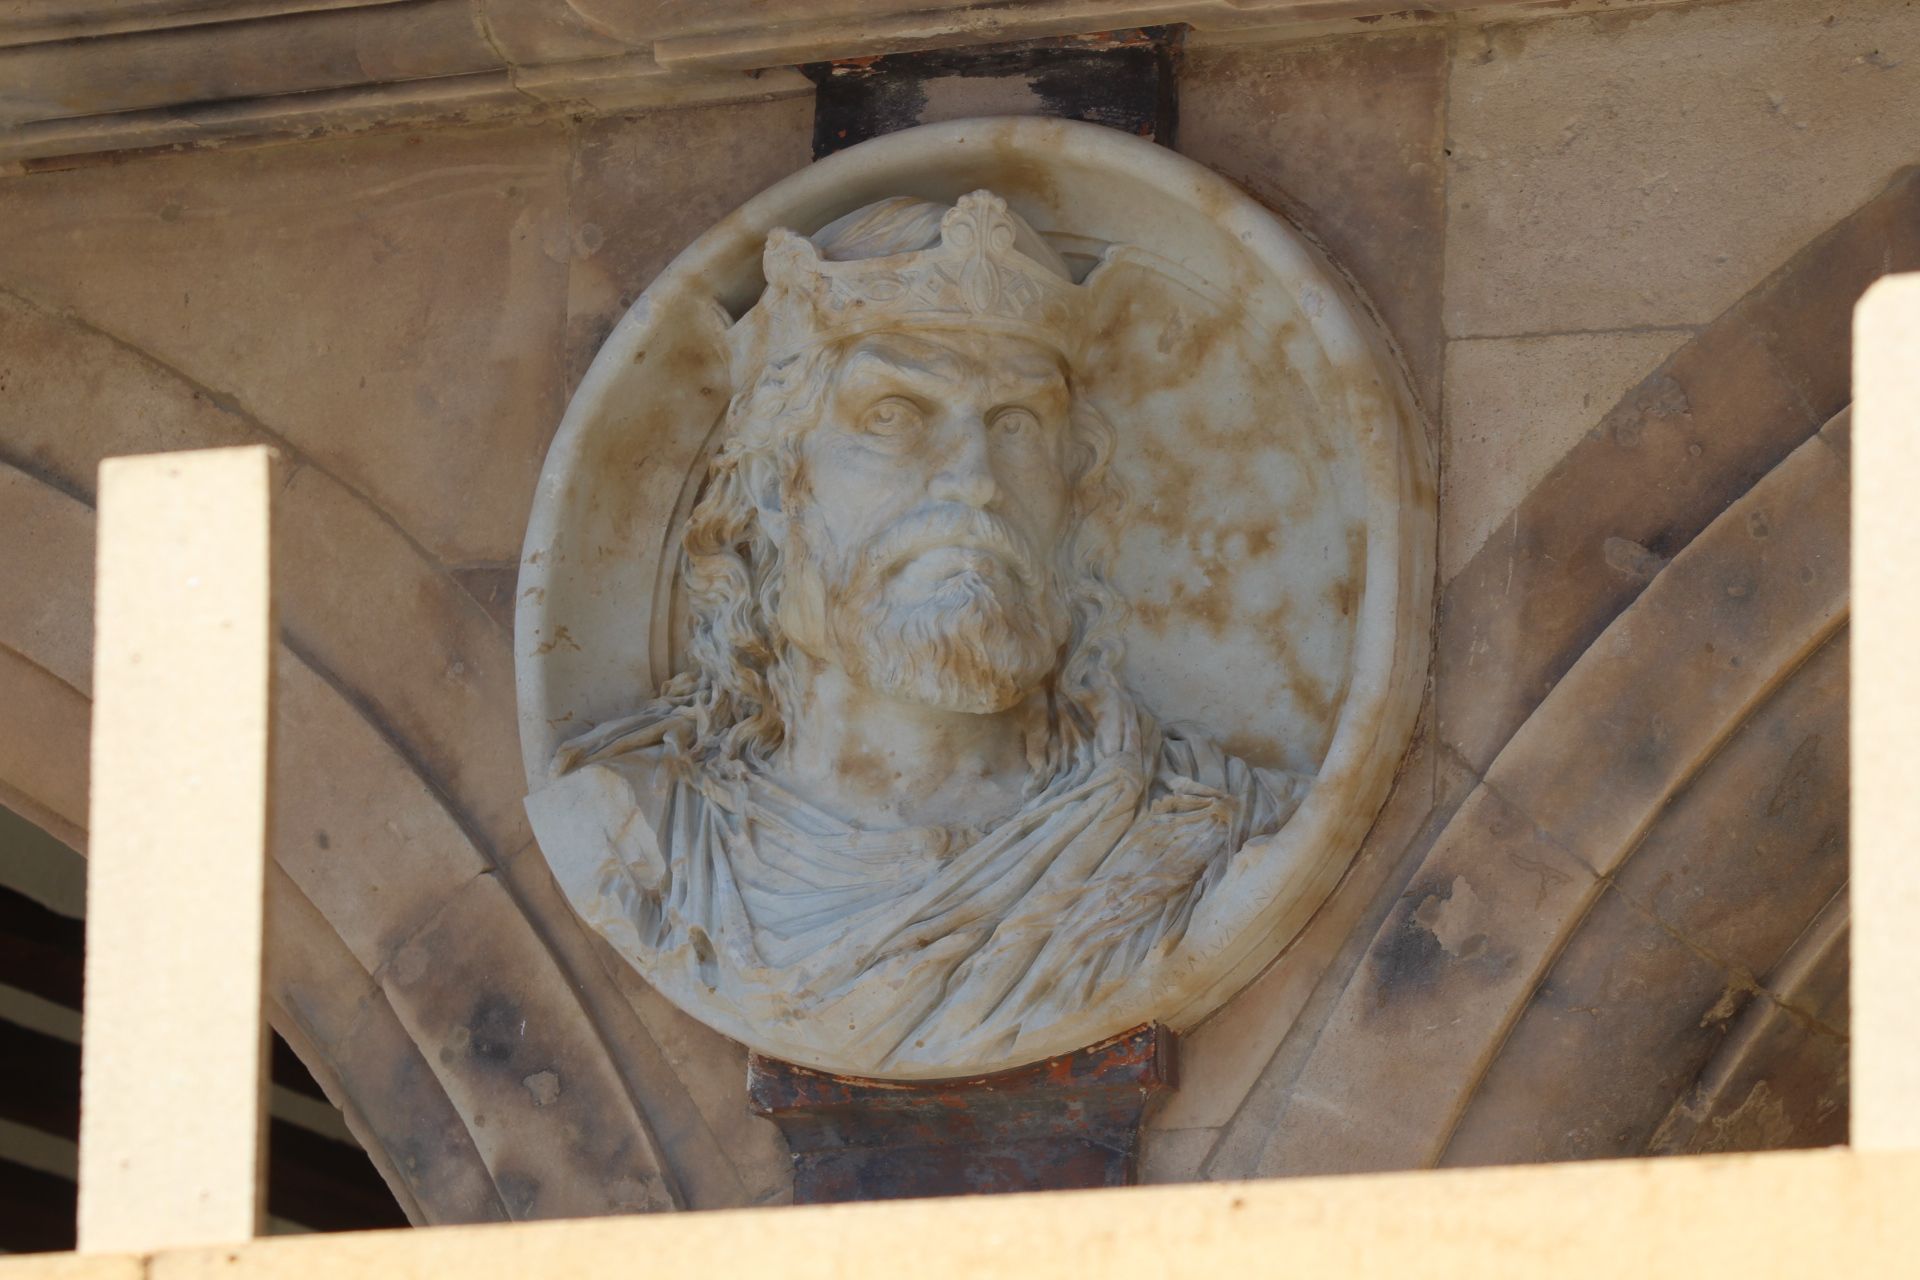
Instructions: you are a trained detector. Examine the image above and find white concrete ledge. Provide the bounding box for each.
[0,1147,1912,1278]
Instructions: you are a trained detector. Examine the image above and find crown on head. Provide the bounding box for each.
[727,190,1082,384]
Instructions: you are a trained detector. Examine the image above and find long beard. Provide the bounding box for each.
[840,565,1066,713]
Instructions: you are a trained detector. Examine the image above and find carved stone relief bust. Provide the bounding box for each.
[518,118,1433,1080]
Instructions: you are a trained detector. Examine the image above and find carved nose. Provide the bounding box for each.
[930,421,999,508]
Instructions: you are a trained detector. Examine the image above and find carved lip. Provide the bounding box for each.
[888,539,1029,591]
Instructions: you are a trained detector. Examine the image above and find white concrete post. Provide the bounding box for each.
[78,447,278,1251]
[1853,273,1920,1151]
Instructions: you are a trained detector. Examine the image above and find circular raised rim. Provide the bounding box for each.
[517,116,1434,1076]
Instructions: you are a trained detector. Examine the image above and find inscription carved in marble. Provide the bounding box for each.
[518,119,1432,1079]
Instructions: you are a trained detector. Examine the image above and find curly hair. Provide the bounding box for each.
[655,198,1128,767]
[655,340,1125,766]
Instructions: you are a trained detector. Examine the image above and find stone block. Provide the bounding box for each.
[269,658,493,974]
[1180,32,1447,413]
[1608,632,1848,979]
[591,948,793,1208]
[376,871,678,1218]
[1441,882,1748,1166]
[0,290,255,503]
[0,641,90,841]
[1432,157,1915,777]
[275,464,530,852]
[1441,330,1688,580]
[0,1,500,127]
[1443,635,1845,1166]
[1138,1128,1217,1186]
[1248,783,1601,1175]
[1650,911,1849,1156]
[263,864,506,1227]
[1483,427,1848,877]
[478,0,641,66]
[564,98,814,383]
[0,121,574,564]
[0,463,96,693]
[1444,0,1920,336]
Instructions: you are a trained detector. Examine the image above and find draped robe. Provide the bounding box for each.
[527,687,1302,1076]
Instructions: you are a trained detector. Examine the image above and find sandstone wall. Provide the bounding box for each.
[0,0,1907,1217]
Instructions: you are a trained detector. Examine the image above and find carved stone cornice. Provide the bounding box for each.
[0,0,1700,169]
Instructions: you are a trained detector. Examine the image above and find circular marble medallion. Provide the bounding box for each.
[517,117,1432,1078]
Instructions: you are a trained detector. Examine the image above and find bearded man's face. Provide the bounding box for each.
[769,330,1076,713]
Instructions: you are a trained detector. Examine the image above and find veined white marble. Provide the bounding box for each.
[517,118,1432,1079]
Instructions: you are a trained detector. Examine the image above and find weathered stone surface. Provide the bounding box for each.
[0,461,96,847]
[1485,432,1847,878]
[0,121,573,564]
[1242,413,1848,1176]
[1139,1128,1217,1186]
[0,644,89,845]
[1445,883,1734,1166]
[1439,170,1917,776]
[1440,632,1848,1165]
[0,288,254,502]
[0,286,533,861]
[479,0,640,66]
[1442,329,1689,579]
[0,463,95,693]
[1445,0,1920,336]
[499,838,790,1211]
[450,565,520,634]
[272,659,493,973]
[0,1,500,127]
[377,871,678,1217]
[1181,32,1447,413]
[1608,634,1849,980]
[565,98,814,383]
[1155,725,1438,1139]
[1251,783,1601,1174]
[264,866,508,1228]
[275,464,531,853]
[588,938,792,1208]
[1648,896,1849,1157]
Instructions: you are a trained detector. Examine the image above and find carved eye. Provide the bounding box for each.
[858,396,924,438]
[993,407,1040,436]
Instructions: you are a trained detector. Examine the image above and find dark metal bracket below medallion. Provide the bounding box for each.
[748,1023,1176,1203]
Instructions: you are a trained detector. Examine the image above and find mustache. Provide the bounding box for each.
[847,504,1045,593]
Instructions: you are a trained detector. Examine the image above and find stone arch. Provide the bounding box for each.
[0,287,786,1220]
[1222,414,1847,1174]
[1198,166,1920,1180]
[1645,888,1849,1157]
